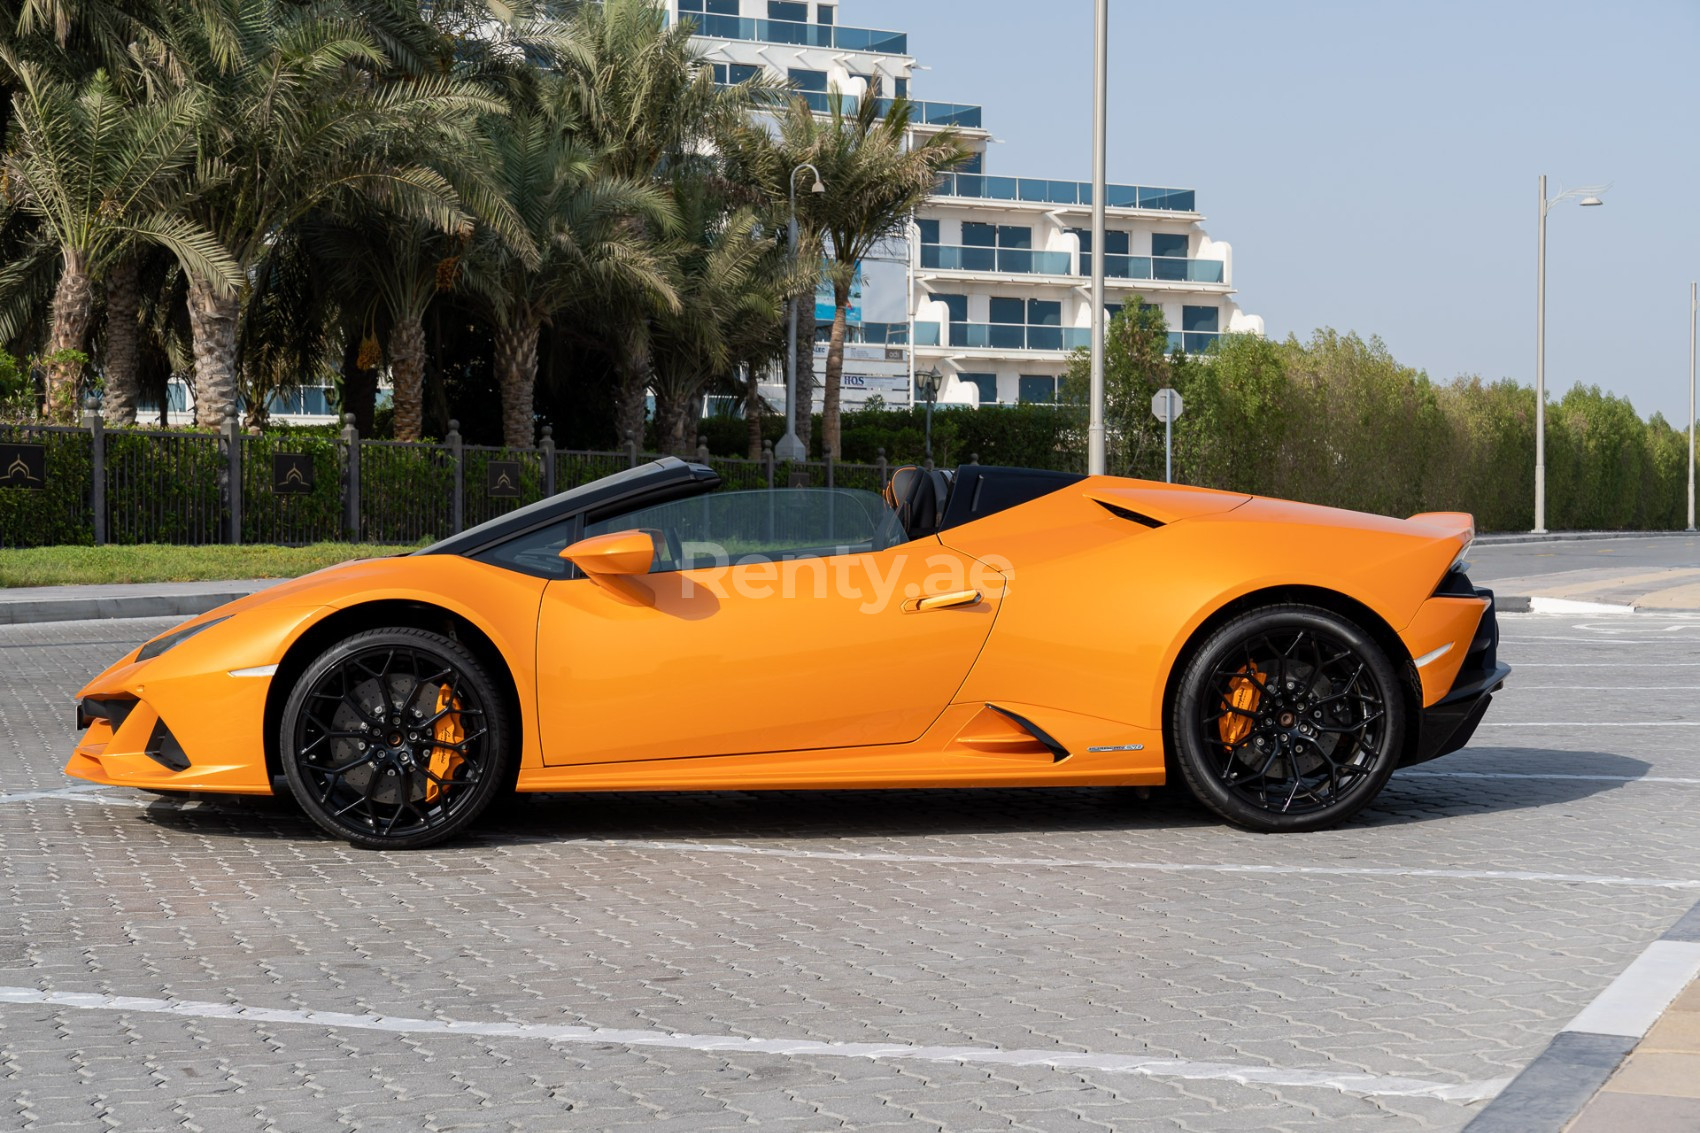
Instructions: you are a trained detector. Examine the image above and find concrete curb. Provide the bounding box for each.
[0,582,275,625]
[1464,899,1700,1132]
[1476,531,1697,546]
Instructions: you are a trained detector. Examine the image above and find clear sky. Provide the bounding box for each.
[851,0,1700,424]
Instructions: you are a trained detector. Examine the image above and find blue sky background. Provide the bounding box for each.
[852,0,1700,424]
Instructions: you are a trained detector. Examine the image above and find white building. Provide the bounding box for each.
[677,0,1263,412]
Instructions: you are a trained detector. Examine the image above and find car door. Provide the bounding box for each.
[536,487,1004,766]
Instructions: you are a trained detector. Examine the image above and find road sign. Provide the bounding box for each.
[1151,388,1184,423]
[1152,388,1183,484]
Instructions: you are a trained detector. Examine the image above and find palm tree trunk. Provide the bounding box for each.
[494,312,539,448]
[653,384,692,457]
[186,276,241,427]
[614,333,650,450]
[102,256,141,425]
[389,313,426,442]
[44,255,94,423]
[821,281,851,458]
[744,367,763,460]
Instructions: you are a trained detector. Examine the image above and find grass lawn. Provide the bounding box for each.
[0,543,419,588]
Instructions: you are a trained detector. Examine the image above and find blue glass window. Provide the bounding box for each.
[988,297,1025,324]
[816,3,834,23]
[894,77,908,99]
[998,226,1031,250]
[711,62,761,84]
[1182,306,1219,332]
[935,293,968,326]
[960,373,998,406]
[788,68,828,91]
[1019,375,1059,403]
[681,0,739,11]
[1026,299,1060,326]
[962,222,995,247]
[916,219,939,245]
[769,2,807,21]
[955,150,982,173]
[1152,233,1188,258]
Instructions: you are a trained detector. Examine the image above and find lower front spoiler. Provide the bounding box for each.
[1404,662,1512,767]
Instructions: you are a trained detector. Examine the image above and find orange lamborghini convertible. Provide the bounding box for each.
[70,459,1508,849]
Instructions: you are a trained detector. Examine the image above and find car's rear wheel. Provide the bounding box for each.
[279,628,510,850]
[1171,605,1405,832]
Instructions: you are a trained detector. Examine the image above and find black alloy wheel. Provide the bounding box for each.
[280,628,510,849]
[1171,605,1406,832]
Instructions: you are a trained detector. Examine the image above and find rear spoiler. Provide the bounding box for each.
[1406,511,1476,546]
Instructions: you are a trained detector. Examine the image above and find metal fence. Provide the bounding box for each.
[0,414,901,549]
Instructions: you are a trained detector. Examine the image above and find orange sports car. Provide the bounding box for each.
[70,459,1508,849]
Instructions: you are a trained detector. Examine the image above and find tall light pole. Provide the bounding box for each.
[1689,281,1696,532]
[1533,174,1605,533]
[778,163,825,463]
[1086,0,1108,476]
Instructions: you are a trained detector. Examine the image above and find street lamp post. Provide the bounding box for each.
[1689,281,1696,532]
[778,163,825,463]
[1086,0,1108,476]
[1533,174,1605,533]
[916,366,943,469]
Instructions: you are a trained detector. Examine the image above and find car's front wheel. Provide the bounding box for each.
[1171,605,1405,832]
[279,628,510,850]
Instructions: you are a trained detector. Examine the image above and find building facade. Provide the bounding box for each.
[677,0,1262,413]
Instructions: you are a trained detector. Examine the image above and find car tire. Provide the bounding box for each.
[1170,604,1406,833]
[279,627,511,850]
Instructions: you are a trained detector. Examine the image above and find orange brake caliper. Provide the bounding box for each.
[425,684,465,804]
[1218,663,1264,747]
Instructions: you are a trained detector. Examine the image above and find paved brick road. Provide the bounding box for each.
[2,613,1698,1131]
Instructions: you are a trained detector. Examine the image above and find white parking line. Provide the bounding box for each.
[552,839,1700,891]
[0,785,149,807]
[1400,771,1700,786]
[0,985,1509,1102]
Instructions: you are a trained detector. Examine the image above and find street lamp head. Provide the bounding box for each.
[916,366,943,401]
[810,177,825,194]
[1579,196,1604,207]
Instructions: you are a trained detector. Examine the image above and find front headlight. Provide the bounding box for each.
[136,615,231,662]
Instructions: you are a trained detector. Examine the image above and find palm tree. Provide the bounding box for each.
[750,90,966,457]
[157,0,492,425]
[0,59,237,421]
[558,0,769,444]
[459,96,676,447]
[648,174,791,455]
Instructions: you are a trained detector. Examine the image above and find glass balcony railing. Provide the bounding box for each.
[920,244,1072,274]
[906,322,1222,354]
[791,91,982,128]
[920,246,1225,284]
[934,173,1196,212]
[1097,255,1226,284]
[939,323,1092,351]
[853,322,911,345]
[687,13,906,54]
[1169,331,1223,353]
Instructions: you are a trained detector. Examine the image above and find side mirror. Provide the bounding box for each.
[560,529,656,578]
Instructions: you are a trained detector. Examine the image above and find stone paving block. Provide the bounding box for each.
[1602,1052,1700,1099]
[1567,1091,1700,1133]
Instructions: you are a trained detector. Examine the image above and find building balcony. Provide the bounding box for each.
[919,244,1226,284]
[793,91,982,128]
[920,244,1072,274]
[933,173,1197,213]
[686,13,906,54]
[912,322,1223,354]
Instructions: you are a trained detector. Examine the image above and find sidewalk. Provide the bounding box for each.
[0,578,282,624]
[1566,974,1700,1131]
[1467,902,1700,1131]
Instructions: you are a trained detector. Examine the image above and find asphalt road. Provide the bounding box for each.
[1470,535,1700,584]
[3,613,1699,1131]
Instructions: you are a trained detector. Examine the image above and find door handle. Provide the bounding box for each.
[914,589,981,612]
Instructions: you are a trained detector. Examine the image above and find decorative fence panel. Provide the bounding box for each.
[0,415,918,549]
[358,440,456,545]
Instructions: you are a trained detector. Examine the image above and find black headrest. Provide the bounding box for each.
[885,466,953,538]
